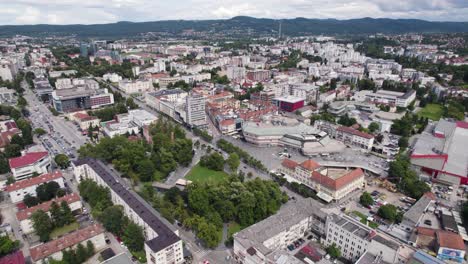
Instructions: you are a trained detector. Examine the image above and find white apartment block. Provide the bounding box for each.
[180,73,211,84]
[118,79,152,94]
[103,73,123,83]
[325,214,401,263]
[73,159,184,264]
[0,59,16,81]
[0,87,16,104]
[6,171,64,203]
[233,198,326,264]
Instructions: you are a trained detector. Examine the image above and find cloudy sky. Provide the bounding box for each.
[1,0,467,25]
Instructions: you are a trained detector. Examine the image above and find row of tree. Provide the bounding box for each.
[50,240,95,264]
[216,139,267,172]
[388,155,430,199]
[78,180,145,253]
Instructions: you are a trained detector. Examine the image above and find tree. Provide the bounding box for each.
[398,137,409,150]
[135,159,155,182]
[86,240,95,258]
[199,152,224,171]
[50,202,65,227]
[10,135,24,148]
[31,210,53,242]
[4,144,21,158]
[368,122,380,133]
[0,235,19,257]
[359,192,374,207]
[197,218,221,248]
[60,201,74,225]
[36,181,61,202]
[122,222,145,252]
[33,128,47,136]
[23,194,39,207]
[377,204,398,222]
[76,243,88,263]
[326,243,341,259]
[54,154,70,169]
[99,206,126,235]
[226,153,240,172]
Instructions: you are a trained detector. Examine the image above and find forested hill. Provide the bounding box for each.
[1,16,468,38]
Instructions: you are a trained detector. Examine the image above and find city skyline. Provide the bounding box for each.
[1,0,468,25]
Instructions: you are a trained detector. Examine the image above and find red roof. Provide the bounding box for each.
[300,160,321,171]
[5,171,62,192]
[311,168,364,190]
[8,152,49,169]
[30,224,104,262]
[16,193,81,221]
[281,159,298,170]
[337,126,374,139]
[0,251,25,264]
[416,227,437,237]
[436,230,465,250]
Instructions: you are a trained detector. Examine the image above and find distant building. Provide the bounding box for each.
[102,73,122,83]
[5,171,64,203]
[118,79,152,94]
[80,42,88,57]
[335,126,375,150]
[0,59,16,81]
[49,70,77,78]
[246,69,270,82]
[0,87,16,104]
[272,96,305,112]
[8,151,51,181]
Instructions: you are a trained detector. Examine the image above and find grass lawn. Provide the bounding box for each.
[50,222,80,238]
[417,103,444,121]
[186,163,229,184]
[228,222,241,237]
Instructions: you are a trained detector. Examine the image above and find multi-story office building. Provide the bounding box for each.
[73,159,184,264]
[185,94,207,129]
[52,87,114,113]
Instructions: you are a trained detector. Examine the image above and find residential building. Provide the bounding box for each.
[233,198,327,264]
[17,193,82,234]
[185,94,207,129]
[70,112,101,131]
[102,73,123,83]
[246,69,270,82]
[0,87,16,104]
[49,70,77,78]
[0,59,16,81]
[335,126,374,150]
[8,151,51,180]
[324,214,401,262]
[118,79,152,94]
[278,159,365,202]
[73,158,184,264]
[29,224,106,263]
[0,251,25,264]
[226,66,245,81]
[435,230,465,263]
[0,120,21,150]
[5,171,64,203]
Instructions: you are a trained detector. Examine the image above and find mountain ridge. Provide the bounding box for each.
[1,16,467,38]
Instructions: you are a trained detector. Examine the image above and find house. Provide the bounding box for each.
[0,251,25,264]
[29,224,106,263]
[70,112,100,131]
[16,193,82,234]
[5,171,64,204]
[435,230,465,263]
[8,152,51,180]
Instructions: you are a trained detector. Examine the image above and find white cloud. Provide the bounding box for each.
[0,0,466,25]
